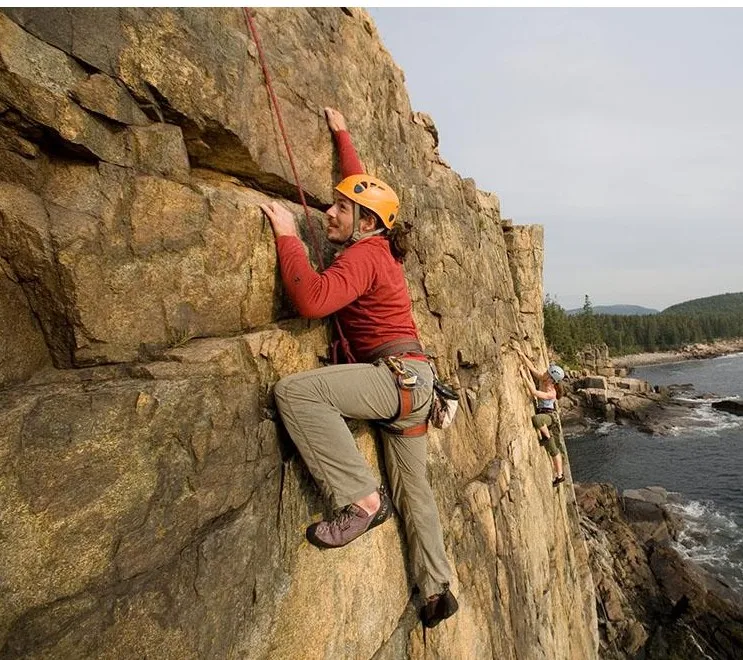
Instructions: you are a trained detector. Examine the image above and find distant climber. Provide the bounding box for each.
[512,341,567,487]
[260,107,458,628]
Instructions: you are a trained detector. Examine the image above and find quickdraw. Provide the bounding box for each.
[383,356,421,389]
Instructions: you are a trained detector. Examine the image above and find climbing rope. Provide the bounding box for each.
[243,8,355,363]
[242,8,325,268]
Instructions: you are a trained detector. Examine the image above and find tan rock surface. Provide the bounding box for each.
[0,259,51,386]
[0,8,598,659]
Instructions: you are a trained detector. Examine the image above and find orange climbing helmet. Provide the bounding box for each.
[335,174,399,229]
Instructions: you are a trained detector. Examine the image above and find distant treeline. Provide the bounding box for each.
[663,292,743,316]
[544,293,743,360]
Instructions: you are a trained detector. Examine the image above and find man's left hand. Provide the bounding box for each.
[324,107,348,133]
[260,201,299,238]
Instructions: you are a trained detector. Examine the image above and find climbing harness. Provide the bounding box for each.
[243,8,354,362]
[378,356,429,438]
[367,338,425,363]
[377,355,460,435]
[369,339,459,437]
[372,339,460,435]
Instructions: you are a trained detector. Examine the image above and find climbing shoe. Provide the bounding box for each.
[306,488,392,549]
[420,586,459,628]
[553,475,566,487]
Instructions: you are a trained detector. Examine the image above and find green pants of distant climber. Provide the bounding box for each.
[532,410,563,457]
[273,358,452,599]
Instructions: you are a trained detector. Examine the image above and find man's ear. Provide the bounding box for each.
[358,210,379,233]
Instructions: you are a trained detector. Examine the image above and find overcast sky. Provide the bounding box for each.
[368,8,742,311]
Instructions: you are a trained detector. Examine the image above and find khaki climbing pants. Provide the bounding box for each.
[532,410,563,457]
[273,358,452,598]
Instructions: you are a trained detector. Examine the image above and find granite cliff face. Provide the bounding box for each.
[0,8,597,658]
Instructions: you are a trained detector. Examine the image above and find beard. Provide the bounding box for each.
[326,227,352,245]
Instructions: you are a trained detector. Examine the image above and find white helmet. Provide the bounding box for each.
[548,364,565,383]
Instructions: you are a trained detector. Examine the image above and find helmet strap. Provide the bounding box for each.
[347,203,385,244]
[352,201,360,238]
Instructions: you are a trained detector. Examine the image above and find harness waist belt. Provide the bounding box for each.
[367,338,425,362]
[536,408,556,414]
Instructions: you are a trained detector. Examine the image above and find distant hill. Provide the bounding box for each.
[662,292,743,316]
[566,304,659,316]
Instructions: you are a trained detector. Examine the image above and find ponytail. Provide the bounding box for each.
[362,208,411,262]
[387,221,411,262]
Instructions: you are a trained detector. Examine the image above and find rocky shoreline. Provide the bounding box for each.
[560,373,692,436]
[611,338,743,369]
[565,346,743,658]
[575,484,743,659]
[559,339,743,435]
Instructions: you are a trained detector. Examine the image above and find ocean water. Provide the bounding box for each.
[566,353,743,595]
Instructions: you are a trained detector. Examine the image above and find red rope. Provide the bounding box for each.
[243,8,354,363]
[242,8,325,269]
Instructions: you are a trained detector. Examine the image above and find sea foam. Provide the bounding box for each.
[668,498,743,594]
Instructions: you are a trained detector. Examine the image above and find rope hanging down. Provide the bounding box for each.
[243,8,355,363]
[242,8,324,268]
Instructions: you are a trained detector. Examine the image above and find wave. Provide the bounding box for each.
[563,420,617,439]
[661,395,743,436]
[680,406,743,436]
[668,498,743,594]
[673,394,741,405]
[671,499,737,526]
[713,351,743,361]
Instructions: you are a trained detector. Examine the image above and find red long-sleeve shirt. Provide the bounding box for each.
[274,129,420,362]
[334,129,364,177]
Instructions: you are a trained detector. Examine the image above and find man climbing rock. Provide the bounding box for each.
[260,107,458,628]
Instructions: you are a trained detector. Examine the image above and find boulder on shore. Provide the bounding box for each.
[712,400,743,416]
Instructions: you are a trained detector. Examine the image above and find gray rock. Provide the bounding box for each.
[577,482,743,660]
[581,376,608,390]
[712,399,743,416]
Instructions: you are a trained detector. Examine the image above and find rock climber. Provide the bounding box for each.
[512,341,567,487]
[259,107,458,628]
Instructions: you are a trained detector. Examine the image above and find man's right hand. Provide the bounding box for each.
[324,107,348,133]
[260,201,298,238]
